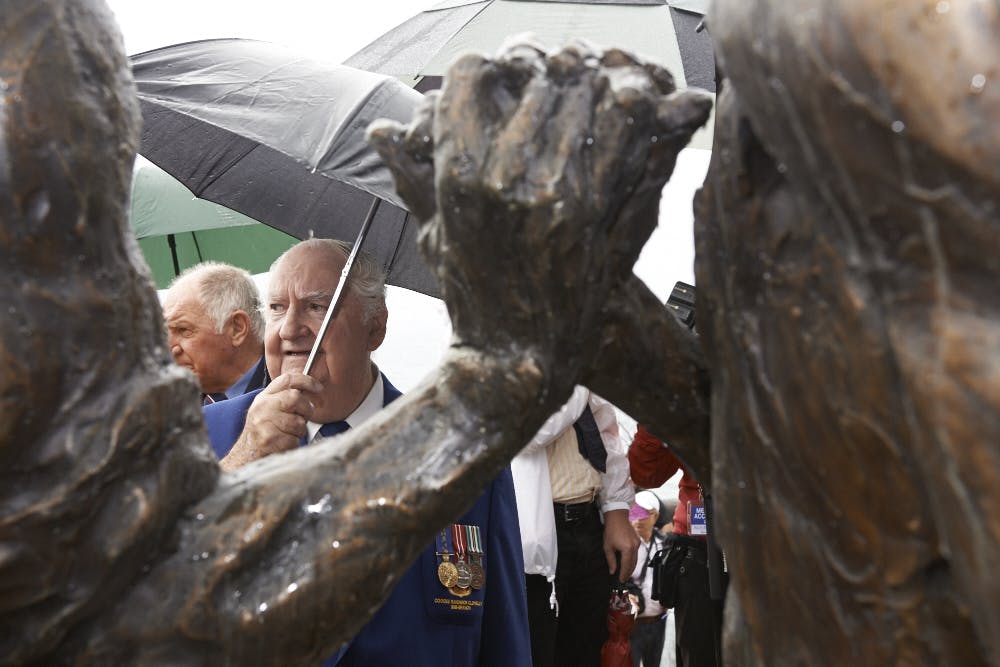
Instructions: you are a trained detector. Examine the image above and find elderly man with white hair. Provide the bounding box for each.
[161,261,268,403]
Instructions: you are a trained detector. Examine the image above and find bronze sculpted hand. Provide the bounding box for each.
[370,42,712,390]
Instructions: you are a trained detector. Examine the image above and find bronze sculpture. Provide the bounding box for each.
[694,1,1000,664]
[2,0,998,665]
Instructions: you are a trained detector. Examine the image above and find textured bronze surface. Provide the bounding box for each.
[0,4,707,664]
[696,1,1000,664]
[8,0,993,664]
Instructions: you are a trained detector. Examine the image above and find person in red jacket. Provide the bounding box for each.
[628,425,725,667]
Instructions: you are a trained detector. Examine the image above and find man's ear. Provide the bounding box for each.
[228,311,251,346]
[366,308,388,351]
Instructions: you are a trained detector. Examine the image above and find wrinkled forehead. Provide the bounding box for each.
[268,246,347,300]
[162,282,205,320]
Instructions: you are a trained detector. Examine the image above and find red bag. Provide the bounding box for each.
[600,586,635,667]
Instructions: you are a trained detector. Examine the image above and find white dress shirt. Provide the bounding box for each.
[306,367,384,442]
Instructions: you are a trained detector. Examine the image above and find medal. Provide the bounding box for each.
[455,562,471,590]
[436,529,459,589]
[438,561,459,588]
[452,524,472,590]
[466,525,485,590]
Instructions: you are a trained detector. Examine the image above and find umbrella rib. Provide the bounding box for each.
[191,142,260,199]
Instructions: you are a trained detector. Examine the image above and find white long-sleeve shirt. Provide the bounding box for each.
[631,533,666,619]
[512,386,635,580]
[521,385,633,512]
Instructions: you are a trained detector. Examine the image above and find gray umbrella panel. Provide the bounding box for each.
[132,38,439,298]
[346,0,716,97]
[134,38,418,208]
[345,2,490,87]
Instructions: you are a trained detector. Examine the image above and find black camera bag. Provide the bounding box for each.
[650,535,687,608]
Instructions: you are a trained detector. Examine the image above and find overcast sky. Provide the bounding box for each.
[105,0,423,62]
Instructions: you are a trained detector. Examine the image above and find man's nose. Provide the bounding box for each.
[278,305,312,341]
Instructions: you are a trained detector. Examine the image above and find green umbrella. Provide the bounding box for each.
[130,156,297,288]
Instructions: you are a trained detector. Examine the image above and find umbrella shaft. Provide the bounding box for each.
[167,233,180,276]
[303,199,382,377]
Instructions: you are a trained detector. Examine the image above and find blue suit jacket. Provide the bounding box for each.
[202,373,402,459]
[202,375,531,667]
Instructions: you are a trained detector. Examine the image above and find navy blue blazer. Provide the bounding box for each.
[202,374,531,666]
[242,355,269,394]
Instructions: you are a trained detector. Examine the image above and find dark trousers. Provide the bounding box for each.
[526,502,609,667]
[673,538,726,667]
[630,619,666,667]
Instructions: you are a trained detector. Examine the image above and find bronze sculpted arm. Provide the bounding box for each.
[590,276,711,482]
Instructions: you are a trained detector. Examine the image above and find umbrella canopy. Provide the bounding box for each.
[131,156,297,287]
[131,38,439,297]
[346,0,715,148]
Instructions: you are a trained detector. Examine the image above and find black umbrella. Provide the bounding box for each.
[346,0,715,148]
[131,38,438,298]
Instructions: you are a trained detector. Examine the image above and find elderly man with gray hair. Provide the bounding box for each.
[204,239,391,469]
[161,261,268,404]
[202,238,531,666]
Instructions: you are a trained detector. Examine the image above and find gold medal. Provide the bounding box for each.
[438,560,459,588]
[448,584,472,597]
[436,529,460,589]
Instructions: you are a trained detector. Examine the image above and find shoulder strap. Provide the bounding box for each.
[639,534,662,580]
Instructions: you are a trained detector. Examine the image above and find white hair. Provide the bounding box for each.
[271,239,387,323]
[167,261,264,340]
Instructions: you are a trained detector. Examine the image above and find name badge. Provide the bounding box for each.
[687,501,707,536]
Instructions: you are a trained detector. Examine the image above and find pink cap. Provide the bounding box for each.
[629,504,652,521]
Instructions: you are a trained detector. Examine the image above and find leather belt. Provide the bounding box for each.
[553,499,599,523]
